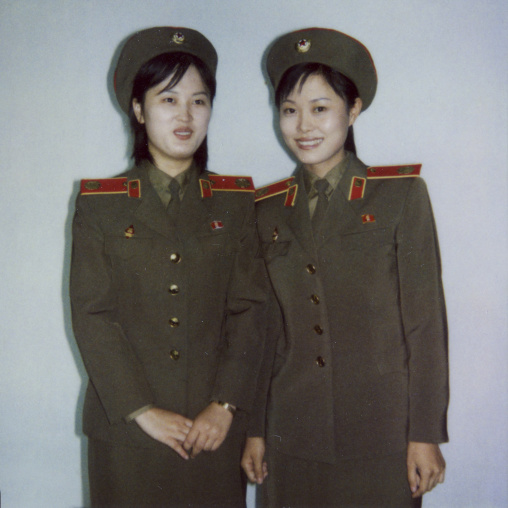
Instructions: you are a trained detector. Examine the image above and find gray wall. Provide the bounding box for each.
[0,0,506,506]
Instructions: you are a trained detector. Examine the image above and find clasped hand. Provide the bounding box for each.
[135,403,233,460]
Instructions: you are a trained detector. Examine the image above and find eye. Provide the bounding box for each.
[282,107,296,115]
[163,97,175,104]
[194,99,207,106]
[314,106,327,113]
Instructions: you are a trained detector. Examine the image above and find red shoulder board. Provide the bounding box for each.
[80,178,141,198]
[255,177,298,207]
[348,176,366,201]
[200,175,254,198]
[367,164,421,179]
[366,164,421,179]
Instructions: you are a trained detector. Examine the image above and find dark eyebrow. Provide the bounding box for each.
[281,97,331,104]
[157,85,209,98]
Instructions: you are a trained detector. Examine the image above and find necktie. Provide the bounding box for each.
[312,178,330,232]
[166,179,181,215]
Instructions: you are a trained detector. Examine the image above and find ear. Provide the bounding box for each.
[132,98,145,124]
[348,97,362,126]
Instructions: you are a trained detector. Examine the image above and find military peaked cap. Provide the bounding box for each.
[266,27,377,110]
[114,26,218,113]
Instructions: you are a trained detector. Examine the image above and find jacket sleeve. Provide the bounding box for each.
[211,199,271,412]
[396,178,449,443]
[246,289,283,437]
[70,195,154,424]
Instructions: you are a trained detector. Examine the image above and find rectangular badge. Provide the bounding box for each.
[211,221,224,230]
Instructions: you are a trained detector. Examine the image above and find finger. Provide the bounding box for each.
[191,433,208,458]
[210,434,226,452]
[183,428,199,451]
[262,461,268,479]
[415,471,430,497]
[253,455,265,484]
[242,458,257,483]
[169,440,189,460]
[202,437,216,452]
[407,465,419,496]
[438,469,446,484]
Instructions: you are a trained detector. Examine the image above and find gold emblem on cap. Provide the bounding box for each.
[397,166,415,175]
[296,38,311,53]
[172,32,185,44]
[85,181,101,190]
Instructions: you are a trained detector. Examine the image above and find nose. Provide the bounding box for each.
[177,103,192,122]
[297,110,312,133]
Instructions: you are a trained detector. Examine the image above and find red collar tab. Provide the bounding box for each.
[348,176,366,200]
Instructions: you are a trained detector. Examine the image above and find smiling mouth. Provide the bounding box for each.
[296,138,323,149]
[174,129,193,140]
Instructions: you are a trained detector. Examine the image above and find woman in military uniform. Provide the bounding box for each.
[242,28,449,507]
[70,26,266,507]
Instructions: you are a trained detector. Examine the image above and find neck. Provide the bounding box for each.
[304,149,347,179]
[152,156,193,178]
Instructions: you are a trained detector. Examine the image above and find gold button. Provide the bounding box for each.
[169,317,180,327]
[170,253,181,264]
[314,325,323,335]
[310,294,320,304]
[316,356,326,367]
[169,285,179,295]
[170,349,180,361]
[306,264,316,274]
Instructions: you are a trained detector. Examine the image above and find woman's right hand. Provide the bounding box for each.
[241,437,268,484]
[135,407,193,459]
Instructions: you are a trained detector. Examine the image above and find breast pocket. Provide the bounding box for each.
[259,241,290,263]
[197,231,238,256]
[105,236,153,260]
[340,226,394,252]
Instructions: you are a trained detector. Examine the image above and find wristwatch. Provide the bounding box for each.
[213,400,236,415]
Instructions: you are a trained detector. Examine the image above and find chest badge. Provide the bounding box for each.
[272,227,279,242]
[211,220,224,230]
[124,225,135,238]
[362,214,376,224]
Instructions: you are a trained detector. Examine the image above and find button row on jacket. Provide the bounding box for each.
[316,356,326,367]
[310,294,320,304]
[306,264,316,274]
[169,284,179,295]
[170,349,180,361]
[169,317,180,327]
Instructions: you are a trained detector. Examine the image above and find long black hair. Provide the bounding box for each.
[275,63,359,154]
[129,52,216,170]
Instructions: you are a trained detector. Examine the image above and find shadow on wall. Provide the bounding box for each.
[62,178,90,507]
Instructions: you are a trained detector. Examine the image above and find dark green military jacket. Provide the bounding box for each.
[253,154,449,464]
[70,161,267,448]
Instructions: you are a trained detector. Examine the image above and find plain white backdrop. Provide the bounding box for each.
[0,0,506,506]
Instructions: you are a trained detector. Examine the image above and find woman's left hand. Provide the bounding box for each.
[407,441,446,498]
[183,402,234,458]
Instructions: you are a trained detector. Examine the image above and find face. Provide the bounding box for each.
[279,73,362,177]
[133,65,212,175]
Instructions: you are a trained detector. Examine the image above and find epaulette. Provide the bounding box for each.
[366,164,421,179]
[255,177,298,207]
[80,177,141,198]
[199,175,254,198]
